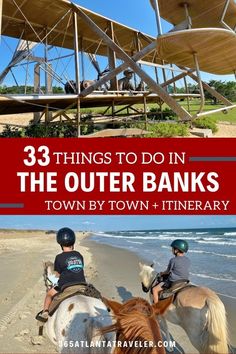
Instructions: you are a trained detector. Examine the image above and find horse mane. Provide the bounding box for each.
[139,263,157,289]
[100,297,164,353]
[44,260,54,269]
[43,261,54,289]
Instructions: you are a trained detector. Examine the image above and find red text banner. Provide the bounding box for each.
[0,137,236,215]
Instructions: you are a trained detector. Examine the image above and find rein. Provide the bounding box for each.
[43,263,55,291]
[142,272,159,293]
[45,275,54,289]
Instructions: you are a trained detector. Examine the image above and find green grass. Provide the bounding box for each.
[37,99,236,138]
[180,100,236,123]
[83,101,236,124]
[200,107,236,124]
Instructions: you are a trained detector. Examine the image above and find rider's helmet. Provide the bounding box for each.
[56,227,76,247]
[170,239,189,253]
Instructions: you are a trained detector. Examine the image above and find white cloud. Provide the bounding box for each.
[82,221,95,225]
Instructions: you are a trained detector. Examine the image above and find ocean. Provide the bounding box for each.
[90,228,236,298]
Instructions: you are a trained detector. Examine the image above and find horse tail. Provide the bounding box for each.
[202,293,229,354]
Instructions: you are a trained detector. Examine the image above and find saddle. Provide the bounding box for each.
[48,283,102,316]
[159,280,193,301]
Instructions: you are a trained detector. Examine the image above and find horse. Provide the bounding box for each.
[42,261,115,353]
[100,296,173,354]
[139,262,229,354]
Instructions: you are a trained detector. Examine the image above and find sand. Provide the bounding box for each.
[214,123,236,137]
[0,230,90,353]
[0,113,34,130]
[81,239,236,353]
[0,230,235,353]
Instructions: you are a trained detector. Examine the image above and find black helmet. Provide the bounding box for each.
[170,239,189,253]
[56,227,75,247]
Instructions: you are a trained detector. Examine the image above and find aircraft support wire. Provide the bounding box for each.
[177,66,233,107]
[220,0,233,31]
[74,5,192,121]
[108,21,118,91]
[184,76,190,112]
[80,41,157,97]
[192,53,205,117]
[48,102,77,123]
[151,0,162,36]
[73,11,81,136]
[149,0,167,85]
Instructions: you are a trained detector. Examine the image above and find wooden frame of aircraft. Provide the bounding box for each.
[1,0,236,136]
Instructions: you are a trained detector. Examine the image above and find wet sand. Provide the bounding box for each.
[82,239,236,353]
[0,230,235,353]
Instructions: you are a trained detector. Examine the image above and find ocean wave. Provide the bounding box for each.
[197,240,236,246]
[164,232,193,235]
[126,240,143,245]
[191,272,236,282]
[224,232,236,236]
[120,231,147,235]
[93,234,159,240]
[158,235,200,241]
[161,245,236,258]
[189,249,236,258]
[160,235,236,242]
[216,292,236,300]
[93,232,116,237]
[196,232,209,235]
[133,232,147,234]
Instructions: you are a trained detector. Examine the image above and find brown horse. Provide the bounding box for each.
[100,296,173,354]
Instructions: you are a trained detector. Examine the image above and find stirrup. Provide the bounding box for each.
[35,310,49,323]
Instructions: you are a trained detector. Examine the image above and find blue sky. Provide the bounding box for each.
[0,0,235,87]
[0,215,236,232]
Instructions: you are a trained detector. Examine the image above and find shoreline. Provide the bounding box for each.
[81,237,198,353]
[0,229,235,353]
[82,235,236,350]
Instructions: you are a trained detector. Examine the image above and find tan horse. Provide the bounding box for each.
[139,262,229,354]
[101,296,173,354]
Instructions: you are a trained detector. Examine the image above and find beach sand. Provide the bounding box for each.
[0,230,90,353]
[81,239,236,353]
[0,230,235,353]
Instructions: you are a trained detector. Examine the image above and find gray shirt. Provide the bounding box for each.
[167,255,191,282]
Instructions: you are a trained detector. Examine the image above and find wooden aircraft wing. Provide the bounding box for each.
[156,28,236,75]
[2,0,160,64]
[150,0,236,29]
